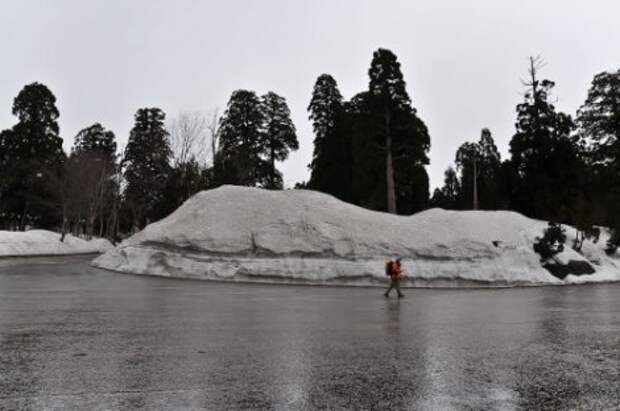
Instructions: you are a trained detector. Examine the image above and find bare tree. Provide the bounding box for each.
[521,55,547,103]
[105,160,123,242]
[207,108,220,167]
[45,166,70,242]
[168,111,210,166]
[85,157,114,238]
[48,152,117,241]
[45,160,84,241]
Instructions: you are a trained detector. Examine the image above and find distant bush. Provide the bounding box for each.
[534,222,566,261]
[572,225,600,252]
[606,229,619,255]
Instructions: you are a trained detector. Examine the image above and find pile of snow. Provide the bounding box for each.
[93,186,620,287]
[0,230,113,257]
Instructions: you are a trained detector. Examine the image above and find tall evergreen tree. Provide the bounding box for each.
[72,123,117,164]
[123,108,172,229]
[260,92,298,189]
[11,84,63,162]
[576,68,620,251]
[430,166,460,209]
[351,49,430,214]
[509,57,582,221]
[307,74,352,200]
[497,159,519,210]
[455,141,481,209]
[0,129,11,207]
[478,129,502,209]
[347,91,376,207]
[215,90,266,187]
[368,48,409,213]
[0,82,65,229]
[455,128,501,209]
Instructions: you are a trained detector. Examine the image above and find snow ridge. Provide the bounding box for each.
[0,230,113,257]
[92,185,620,286]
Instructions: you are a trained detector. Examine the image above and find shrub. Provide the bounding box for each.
[572,225,600,252]
[606,229,619,255]
[534,222,566,261]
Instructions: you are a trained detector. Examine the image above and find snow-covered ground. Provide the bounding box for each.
[0,230,113,257]
[92,186,620,287]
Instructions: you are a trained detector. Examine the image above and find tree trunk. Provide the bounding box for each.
[473,158,479,210]
[107,194,119,243]
[19,201,29,231]
[60,217,67,242]
[385,109,397,214]
[73,213,80,237]
[212,138,216,167]
[270,146,276,189]
[86,214,95,240]
[574,228,585,252]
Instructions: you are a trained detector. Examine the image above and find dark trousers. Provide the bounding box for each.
[385,279,403,297]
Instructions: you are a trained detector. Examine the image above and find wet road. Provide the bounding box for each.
[1,256,620,410]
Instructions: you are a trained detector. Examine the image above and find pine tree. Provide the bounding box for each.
[348,91,378,208]
[72,123,117,164]
[577,69,620,167]
[0,127,20,228]
[123,108,172,229]
[351,49,430,214]
[455,128,501,209]
[497,159,519,210]
[455,141,481,209]
[216,90,266,187]
[430,166,460,209]
[0,83,65,229]
[368,48,410,213]
[307,74,353,200]
[260,92,299,189]
[11,83,64,165]
[509,57,581,221]
[478,128,502,208]
[0,129,11,210]
[576,69,620,251]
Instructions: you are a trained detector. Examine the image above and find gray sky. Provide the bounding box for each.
[1,0,618,190]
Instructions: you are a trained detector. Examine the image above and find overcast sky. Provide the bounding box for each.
[1,0,618,189]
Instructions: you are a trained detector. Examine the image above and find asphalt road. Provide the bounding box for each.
[1,255,620,410]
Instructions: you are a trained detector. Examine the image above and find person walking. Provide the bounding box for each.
[384,258,404,298]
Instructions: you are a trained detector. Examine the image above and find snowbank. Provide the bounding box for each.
[92,186,620,287]
[0,230,113,257]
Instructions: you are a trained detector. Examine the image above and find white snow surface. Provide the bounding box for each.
[92,185,620,287]
[0,230,113,257]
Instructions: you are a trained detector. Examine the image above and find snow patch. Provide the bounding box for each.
[92,186,620,286]
[0,230,113,257]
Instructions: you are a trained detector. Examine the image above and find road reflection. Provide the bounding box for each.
[1,258,620,409]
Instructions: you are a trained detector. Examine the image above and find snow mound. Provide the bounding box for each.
[92,185,620,286]
[0,230,113,257]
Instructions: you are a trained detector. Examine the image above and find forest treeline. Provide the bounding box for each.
[0,49,618,252]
